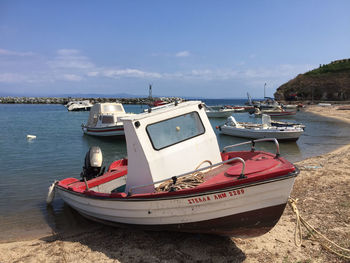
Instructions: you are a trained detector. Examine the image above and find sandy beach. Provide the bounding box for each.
[0,105,349,263]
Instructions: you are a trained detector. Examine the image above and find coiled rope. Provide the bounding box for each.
[288,198,350,259]
[156,160,212,192]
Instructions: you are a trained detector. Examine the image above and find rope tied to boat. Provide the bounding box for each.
[288,198,350,259]
[155,160,212,192]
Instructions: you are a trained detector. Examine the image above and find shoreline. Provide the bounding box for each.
[304,104,350,124]
[0,106,349,262]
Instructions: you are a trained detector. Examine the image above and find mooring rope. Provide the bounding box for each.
[288,198,350,259]
[156,160,212,192]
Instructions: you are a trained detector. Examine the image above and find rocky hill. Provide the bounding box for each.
[274,59,350,101]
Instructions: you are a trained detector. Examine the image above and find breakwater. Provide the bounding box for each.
[0,96,183,105]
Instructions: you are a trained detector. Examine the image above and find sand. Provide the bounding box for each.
[304,104,350,124]
[0,105,349,263]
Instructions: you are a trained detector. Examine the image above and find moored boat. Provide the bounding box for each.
[205,105,236,118]
[218,115,304,141]
[253,107,297,118]
[81,103,134,137]
[49,101,299,237]
[66,100,93,111]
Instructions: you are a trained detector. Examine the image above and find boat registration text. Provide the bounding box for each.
[187,189,245,204]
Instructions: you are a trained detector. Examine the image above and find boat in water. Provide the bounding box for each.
[218,115,304,141]
[205,105,236,118]
[48,101,299,237]
[66,100,93,111]
[81,103,134,137]
[253,107,297,118]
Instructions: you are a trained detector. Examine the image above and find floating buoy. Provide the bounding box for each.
[46,181,57,205]
[26,135,36,140]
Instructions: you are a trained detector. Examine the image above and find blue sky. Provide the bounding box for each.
[0,0,349,98]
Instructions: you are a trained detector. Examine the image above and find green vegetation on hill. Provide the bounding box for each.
[305,59,350,76]
[275,58,350,101]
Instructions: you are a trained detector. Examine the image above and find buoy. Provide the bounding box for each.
[27,135,36,140]
[46,181,57,205]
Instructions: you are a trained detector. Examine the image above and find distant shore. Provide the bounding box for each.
[0,96,183,105]
[2,96,350,107]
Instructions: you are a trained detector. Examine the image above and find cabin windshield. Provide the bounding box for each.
[146,111,205,150]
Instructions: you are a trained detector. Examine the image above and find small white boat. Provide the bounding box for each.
[282,104,298,110]
[253,107,296,118]
[49,101,299,237]
[81,103,134,137]
[66,100,93,111]
[205,106,236,118]
[219,115,304,141]
[318,103,332,107]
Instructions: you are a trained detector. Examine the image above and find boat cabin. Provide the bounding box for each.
[86,103,128,128]
[122,101,222,194]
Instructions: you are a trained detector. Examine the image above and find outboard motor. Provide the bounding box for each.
[80,146,103,180]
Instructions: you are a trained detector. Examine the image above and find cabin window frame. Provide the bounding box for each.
[146,111,206,151]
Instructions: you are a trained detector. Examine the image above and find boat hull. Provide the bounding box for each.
[206,110,235,118]
[82,125,125,137]
[56,175,296,237]
[220,125,303,141]
[80,203,286,237]
[68,106,92,111]
[254,112,296,118]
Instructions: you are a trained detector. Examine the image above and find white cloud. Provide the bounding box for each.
[56,49,80,56]
[102,68,162,79]
[175,51,190,57]
[87,71,99,77]
[0,48,35,56]
[0,72,52,83]
[61,74,83,81]
[48,49,95,69]
[0,73,27,83]
[0,46,316,91]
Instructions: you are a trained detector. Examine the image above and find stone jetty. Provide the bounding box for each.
[0,96,183,105]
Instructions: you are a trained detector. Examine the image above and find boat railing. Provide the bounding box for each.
[128,157,246,196]
[143,101,177,113]
[222,138,280,158]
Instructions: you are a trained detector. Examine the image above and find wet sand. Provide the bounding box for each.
[0,105,349,263]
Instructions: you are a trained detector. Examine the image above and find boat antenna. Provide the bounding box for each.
[148,84,152,99]
[247,92,252,105]
[148,84,153,108]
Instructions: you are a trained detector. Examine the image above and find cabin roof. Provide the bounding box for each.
[90,102,125,114]
[122,101,201,121]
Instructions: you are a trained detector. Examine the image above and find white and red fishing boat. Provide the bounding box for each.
[48,101,299,237]
[81,103,134,137]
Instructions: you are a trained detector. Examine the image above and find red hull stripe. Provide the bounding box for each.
[87,128,124,132]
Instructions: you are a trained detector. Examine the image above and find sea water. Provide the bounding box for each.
[1,101,350,242]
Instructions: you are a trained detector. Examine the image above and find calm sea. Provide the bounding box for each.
[1,100,350,242]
